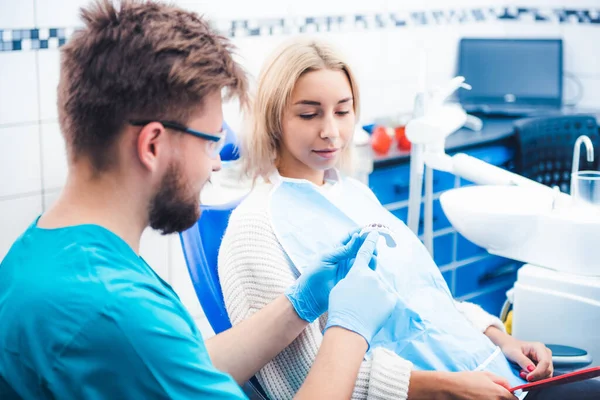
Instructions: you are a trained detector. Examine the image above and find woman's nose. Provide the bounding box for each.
[320,115,340,140]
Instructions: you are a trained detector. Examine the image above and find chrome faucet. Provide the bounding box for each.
[571,135,595,196]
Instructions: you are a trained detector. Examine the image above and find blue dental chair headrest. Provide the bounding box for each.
[179,199,270,400]
[179,200,241,334]
[179,120,242,333]
[220,121,241,162]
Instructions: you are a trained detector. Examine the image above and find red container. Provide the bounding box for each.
[394,126,411,151]
[371,126,392,155]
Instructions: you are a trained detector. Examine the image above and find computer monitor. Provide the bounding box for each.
[457,38,563,112]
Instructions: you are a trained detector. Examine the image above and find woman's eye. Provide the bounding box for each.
[336,111,350,116]
[299,114,317,120]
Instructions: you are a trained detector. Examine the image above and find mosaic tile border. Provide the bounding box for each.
[0,27,70,51]
[0,6,598,52]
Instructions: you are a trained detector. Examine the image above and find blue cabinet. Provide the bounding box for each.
[369,164,412,204]
[464,283,515,317]
[433,233,454,267]
[456,233,486,260]
[368,144,519,314]
[454,257,520,298]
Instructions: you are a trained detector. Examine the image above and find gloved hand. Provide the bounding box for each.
[325,231,397,347]
[285,229,374,323]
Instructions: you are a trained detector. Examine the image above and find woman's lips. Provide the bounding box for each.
[313,148,339,159]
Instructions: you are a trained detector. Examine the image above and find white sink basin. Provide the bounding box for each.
[439,185,600,276]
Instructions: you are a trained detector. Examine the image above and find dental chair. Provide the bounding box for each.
[180,200,270,400]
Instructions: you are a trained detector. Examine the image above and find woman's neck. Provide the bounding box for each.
[277,163,325,186]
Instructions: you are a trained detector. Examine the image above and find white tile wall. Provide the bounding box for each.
[35,0,90,28]
[182,0,292,21]
[385,28,429,84]
[1,0,599,340]
[577,77,600,108]
[37,50,60,121]
[139,228,171,282]
[42,188,62,211]
[222,97,245,136]
[0,124,42,198]
[0,194,42,260]
[195,316,216,339]
[563,25,600,79]
[0,0,35,30]
[323,30,390,86]
[0,52,40,125]
[169,234,205,319]
[230,35,288,84]
[288,0,387,17]
[40,122,68,190]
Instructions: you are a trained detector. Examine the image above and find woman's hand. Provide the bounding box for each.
[449,371,516,400]
[501,338,554,382]
[408,370,516,400]
[485,326,553,382]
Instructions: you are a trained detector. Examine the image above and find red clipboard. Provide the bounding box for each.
[510,366,600,393]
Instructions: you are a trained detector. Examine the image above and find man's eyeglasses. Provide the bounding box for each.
[129,120,226,159]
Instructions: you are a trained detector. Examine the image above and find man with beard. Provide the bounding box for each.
[0,1,399,399]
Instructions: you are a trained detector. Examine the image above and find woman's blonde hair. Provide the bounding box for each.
[241,37,360,180]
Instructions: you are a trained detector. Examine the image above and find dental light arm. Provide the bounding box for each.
[406,77,559,256]
[406,77,471,253]
[430,152,552,190]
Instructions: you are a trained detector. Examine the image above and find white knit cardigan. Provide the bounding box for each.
[218,181,505,400]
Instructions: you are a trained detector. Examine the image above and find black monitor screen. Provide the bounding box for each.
[458,38,562,106]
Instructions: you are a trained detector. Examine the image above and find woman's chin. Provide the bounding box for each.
[311,154,339,168]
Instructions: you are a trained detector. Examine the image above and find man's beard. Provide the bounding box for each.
[148,161,200,235]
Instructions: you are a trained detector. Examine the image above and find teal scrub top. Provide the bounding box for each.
[0,218,248,400]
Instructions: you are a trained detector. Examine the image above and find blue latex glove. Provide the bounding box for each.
[285,229,373,323]
[325,231,397,347]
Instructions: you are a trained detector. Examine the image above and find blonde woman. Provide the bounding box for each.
[218,38,597,400]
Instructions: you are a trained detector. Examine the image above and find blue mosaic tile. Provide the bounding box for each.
[497,8,518,20]
[390,14,407,27]
[410,12,428,25]
[0,6,598,51]
[534,11,549,22]
[472,9,486,22]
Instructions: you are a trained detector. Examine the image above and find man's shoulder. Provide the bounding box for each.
[1,225,164,318]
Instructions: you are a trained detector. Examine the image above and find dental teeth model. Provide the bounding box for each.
[359,223,397,248]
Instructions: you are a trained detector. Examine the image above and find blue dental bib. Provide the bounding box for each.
[268,172,525,388]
